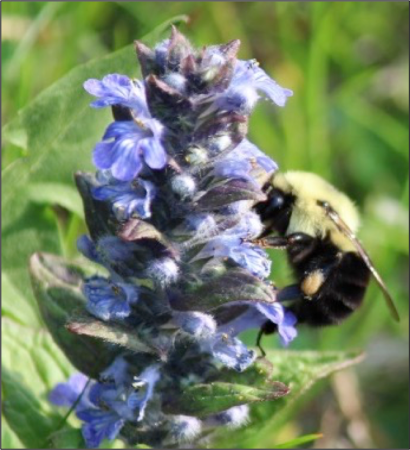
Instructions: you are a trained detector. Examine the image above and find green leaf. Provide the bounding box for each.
[163,380,289,417]
[27,182,85,218]
[67,315,164,358]
[2,272,41,327]
[216,357,274,386]
[1,417,24,449]
[47,427,85,449]
[48,426,130,449]
[2,368,60,449]
[74,171,117,240]
[275,433,323,449]
[29,252,117,378]
[213,350,364,449]
[1,319,74,448]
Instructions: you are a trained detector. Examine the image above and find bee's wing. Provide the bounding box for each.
[320,202,400,322]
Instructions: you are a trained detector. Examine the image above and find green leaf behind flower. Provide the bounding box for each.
[213,349,364,448]
[1,319,74,449]
[274,433,324,449]
[29,252,118,378]
[163,380,289,417]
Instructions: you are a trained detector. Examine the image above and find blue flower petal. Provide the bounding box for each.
[218,302,297,347]
[77,235,100,263]
[211,334,256,372]
[92,179,155,221]
[193,236,270,279]
[127,365,160,421]
[93,119,166,181]
[252,65,293,107]
[211,59,292,115]
[49,373,88,407]
[229,139,278,174]
[110,139,142,181]
[213,159,253,182]
[278,310,298,346]
[103,121,144,141]
[217,306,265,337]
[256,303,298,346]
[141,137,167,170]
[83,276,139,321]
[173,311,217,339]
[93,141,116,170]
[84,74,149,113]
[256,302,284,324]
[79,409,124,449]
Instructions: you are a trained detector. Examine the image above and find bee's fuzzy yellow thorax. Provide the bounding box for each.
[273,171,360,252]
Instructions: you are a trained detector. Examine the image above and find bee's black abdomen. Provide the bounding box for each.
[294,251,371,327]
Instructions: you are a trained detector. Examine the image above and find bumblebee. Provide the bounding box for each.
[254,171,399,348]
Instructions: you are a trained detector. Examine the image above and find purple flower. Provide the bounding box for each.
[173,311,217,339]
[129,365,161,421]
[218,302,297,347]
[205,59,292,115]
[213,159,254,183]
[50,364,160,448]
[84,74,167,181]
[93,119,167,181]
[77,235,100,263]
[228,139,278,174]
[45,31,299,448]
[78,235,145,278]
[79,408,124,449]
[84,74,149,113]
[224,211,264,240]
[92,176,156,221]
[83,276,139,321]
[49,373,89,408]
[184,214,218,239]
[231,60,293,108]
[212,140,277,192]
[77,383,130,449]
[192,237,271,279]
[256,303,297,346]
[48,374,121,449]
[100,356,130,386]
[209,333,256,372]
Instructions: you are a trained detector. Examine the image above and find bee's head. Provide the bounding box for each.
[255,176,295,236]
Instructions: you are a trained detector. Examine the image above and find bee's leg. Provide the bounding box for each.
[251,236,289,249]
[256,321,278,357]
[286,232,316,246]
[256,328,267,357]
[252,233,316,249]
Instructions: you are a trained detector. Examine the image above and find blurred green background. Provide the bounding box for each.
[2,2,409,449]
